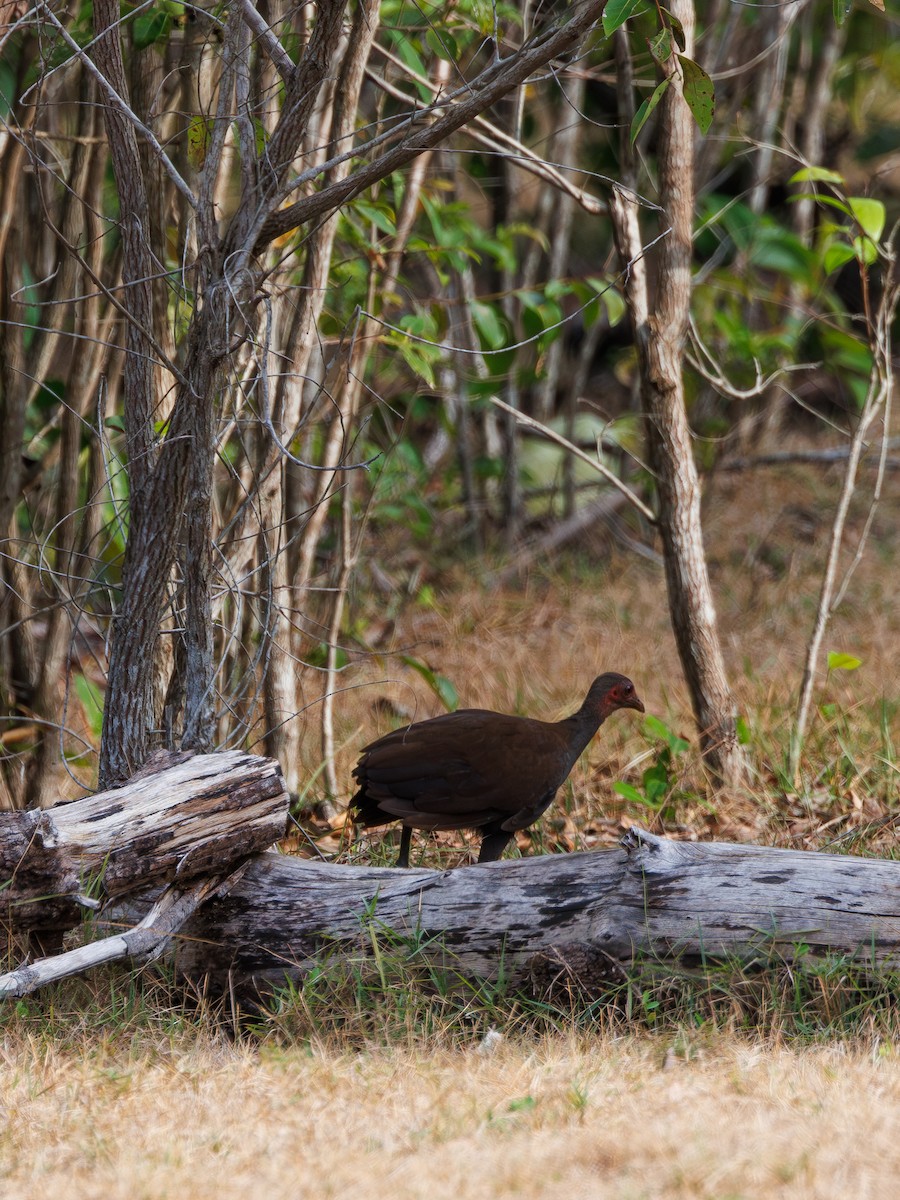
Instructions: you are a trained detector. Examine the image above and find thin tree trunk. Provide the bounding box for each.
[791,251,898,782]
[611,1,748,787]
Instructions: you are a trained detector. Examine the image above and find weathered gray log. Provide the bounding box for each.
[0,870,242,999]
[169,828,900,996]
[0,751,288,936]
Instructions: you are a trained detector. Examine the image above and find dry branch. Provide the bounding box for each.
[0,871,240,1000]
[164,828,900,999]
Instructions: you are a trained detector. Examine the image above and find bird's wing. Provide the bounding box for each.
[355,710,570,829]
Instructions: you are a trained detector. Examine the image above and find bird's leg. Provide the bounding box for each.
[396,825,413,868]
[477,831,513,863]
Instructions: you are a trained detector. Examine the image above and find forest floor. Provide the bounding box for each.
[3,449,900,1198]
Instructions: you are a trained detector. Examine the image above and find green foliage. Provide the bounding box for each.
[74,674,104,740]
[603,0,649,37]
[613,715,691,816]
[399,656,458,711]
[827,652,862,672]
[631,78,669,142]
[691,186,883,413]
[382,310,445,388]
[789,168,887,272]
[627,6,715,140]
[187,115,211,170]
[366,437,437,539]
[469,299,507,351]
[306,643,349,670]
[678,55,715,134]
[131,7,172,50]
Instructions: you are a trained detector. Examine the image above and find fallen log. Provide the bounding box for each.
[168,828,900,997]
[0,871,241,999]
[0,750,288,939]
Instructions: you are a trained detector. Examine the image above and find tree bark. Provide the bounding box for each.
[161,828,900,999]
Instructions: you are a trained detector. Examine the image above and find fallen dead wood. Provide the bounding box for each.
[0,869,245,999]
[0,750,288,939]
[164,828,900,998]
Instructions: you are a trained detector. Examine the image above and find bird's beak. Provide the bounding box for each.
[630,695,645,714]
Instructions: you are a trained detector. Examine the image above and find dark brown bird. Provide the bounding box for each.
[351,672,644,866]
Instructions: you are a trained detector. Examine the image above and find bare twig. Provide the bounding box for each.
[487,395,656,522]
[255,0,607,247]
[240,0,294,81]
[38,1,196,210]
[718,444,900,472]
[791,237,898,783]
[687,315,818,400]
[364,48,605,214]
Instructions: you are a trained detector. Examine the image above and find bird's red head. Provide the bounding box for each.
[589,672,645,715]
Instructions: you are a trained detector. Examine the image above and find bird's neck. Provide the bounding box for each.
[557,706,607,769]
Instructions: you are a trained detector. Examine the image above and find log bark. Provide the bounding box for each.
[0,751,288,937]
[167,828,900,998]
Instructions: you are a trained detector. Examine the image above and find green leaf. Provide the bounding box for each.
[631,78,670,142]
[469,300,506,350]
[791,193,852,218]
[434,674,459,712]
[133,8,171,49]
[644,713,690,754]
[306,642,349,669]
[833,0,851,26]
[0,61,14,120]
[600,286,626,327]
[400,656,458,711]
[74,674,104,739]
[603,0,649,37]
[827,652,862,671]
[520,298,563,346]
[425,28,458,61]
[853,234,880,265]
[678,55,714,134]
[355,200,397,236]
[187,115,212,170]
[252,118,268,157]
[747,225,816,280]
[789,166,845,185]
[823,240,857,274]
[660,9,686,50]
[585,274,628,326]
[648,26,673,63]
[470,0,494,35]
[847,197,885,242]
[612,781,645,805]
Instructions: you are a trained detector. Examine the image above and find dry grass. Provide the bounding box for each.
[4,449,900,1196]
[5,1022,900,1199]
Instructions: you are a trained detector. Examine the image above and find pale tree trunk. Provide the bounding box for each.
[611,2,748,788]
[260,0,381,798]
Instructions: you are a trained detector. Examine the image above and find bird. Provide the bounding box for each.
[351,672,644,867]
